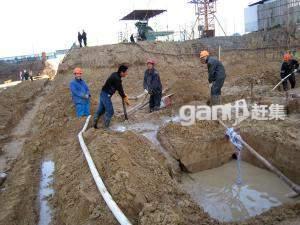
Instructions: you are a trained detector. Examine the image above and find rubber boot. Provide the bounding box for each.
[104,119,111,129]
[93,119,98,129]
[211,95,221,106]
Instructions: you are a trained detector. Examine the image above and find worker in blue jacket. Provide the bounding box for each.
[69,67,91,117]
[143,59,162,112]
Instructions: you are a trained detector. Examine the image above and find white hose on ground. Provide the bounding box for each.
[218,119,300,195]
[78,115,132,225]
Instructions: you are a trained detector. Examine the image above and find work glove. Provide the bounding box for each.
[144,89,148,94]
[84,94,89,99]
[124,96,130,106]
[209,83,213,89]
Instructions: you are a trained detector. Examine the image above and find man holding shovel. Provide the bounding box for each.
[280,53,299,91]
[93,65,130,129]
[200,50,226,105]
[143,59,163,112]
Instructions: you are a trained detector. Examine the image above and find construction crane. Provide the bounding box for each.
[188,0,217,38]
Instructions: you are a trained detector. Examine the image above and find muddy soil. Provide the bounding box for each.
[0,40,299,225]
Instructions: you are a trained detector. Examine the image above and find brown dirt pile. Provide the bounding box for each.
[237,119,300,184]
[84,129,216,225]
[0,79,48,152]
[0,39,299,225]
[158,121,234,173]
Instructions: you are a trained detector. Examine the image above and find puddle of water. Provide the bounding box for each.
[38,160,55,225]
[181,160,294,222]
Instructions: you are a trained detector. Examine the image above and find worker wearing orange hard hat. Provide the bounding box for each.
[69,67,91,117]
[200,50,226,105]
[280,53,299,91]
[144,58,162,112]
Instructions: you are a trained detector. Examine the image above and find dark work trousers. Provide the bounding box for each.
[281,73,296,91]
[149,92,162,112]
[94,91,114,127]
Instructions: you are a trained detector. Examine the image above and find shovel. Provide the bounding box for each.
[122,98,128,121]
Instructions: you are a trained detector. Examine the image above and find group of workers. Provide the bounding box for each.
[78,30,87,48]
[70,58,163,129]
[19,69,33,81]
[70,50,299,129]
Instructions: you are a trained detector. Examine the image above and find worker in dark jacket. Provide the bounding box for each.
[200,50,226,105]
[280,53,299,91]
[82,30,87,47]
[69,67,91,117]
[23,70,29,80]
[78,32,82,48]
[93,65,130,129]
[143,59,162,112]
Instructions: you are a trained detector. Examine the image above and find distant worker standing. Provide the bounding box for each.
[200,50,226,105]
[19,70,23,81]
[29,70,34,81]
[93,65,130,129]
[78,32,83,48]
[23,70,29,80]
[82,30,87,47]
[130,34,135,43]
[143,59,162,112]
[69,67,91,117]
[280,53,299,91]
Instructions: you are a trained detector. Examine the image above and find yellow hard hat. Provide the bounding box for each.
[200,50,209,59]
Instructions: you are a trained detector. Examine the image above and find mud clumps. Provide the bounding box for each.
[239,120,300,184]
[158,121,234,173]
[85,129,217,225]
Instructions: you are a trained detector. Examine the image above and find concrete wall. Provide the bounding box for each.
[190,27,300,53]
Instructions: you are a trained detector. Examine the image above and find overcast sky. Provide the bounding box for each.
[0,0,249,58]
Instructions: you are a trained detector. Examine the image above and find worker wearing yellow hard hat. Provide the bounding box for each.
[200,50,226,105]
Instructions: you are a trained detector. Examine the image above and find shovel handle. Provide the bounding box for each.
[122,98,128,120]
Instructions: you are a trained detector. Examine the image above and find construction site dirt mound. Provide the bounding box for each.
[158,121,235,173]
[0,79,48,152]
[0,38,300,225]
[238,119,300,184]
[83,129,215,225]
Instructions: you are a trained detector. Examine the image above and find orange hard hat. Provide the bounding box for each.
[73,67,83,75]
[147,59,155,65]
[283,53,292,62]
[200,50,209,59]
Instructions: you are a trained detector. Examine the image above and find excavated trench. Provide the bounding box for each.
[110,115,299,223]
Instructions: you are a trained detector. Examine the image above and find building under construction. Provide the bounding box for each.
[245,0,300,32]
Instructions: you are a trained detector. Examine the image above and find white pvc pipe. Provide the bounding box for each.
[78,115,132,225]
[218,119,300,195]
